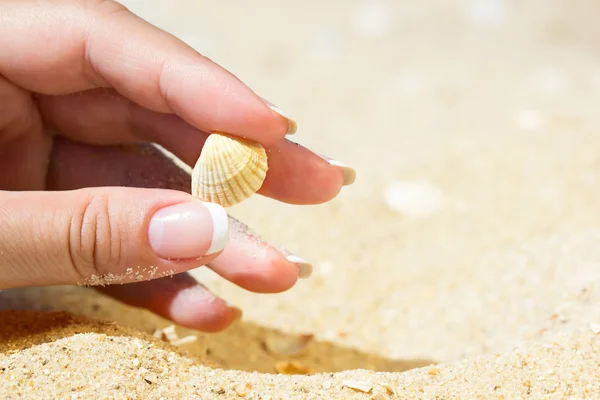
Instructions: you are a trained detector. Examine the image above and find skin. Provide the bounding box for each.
[0,0,352,332]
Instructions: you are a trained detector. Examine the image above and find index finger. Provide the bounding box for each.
[0,0,294,145]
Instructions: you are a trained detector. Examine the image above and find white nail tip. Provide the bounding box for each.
[203,202,229,255]
[267,104,297,135]
[326,160,349,168]
[286,255,313,279]
[327,160,357,186]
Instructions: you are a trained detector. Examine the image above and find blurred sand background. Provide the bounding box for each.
[3,0,600,398]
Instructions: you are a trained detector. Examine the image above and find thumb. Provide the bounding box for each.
[0,187,229,289]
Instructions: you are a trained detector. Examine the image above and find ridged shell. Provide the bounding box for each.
[191,132,268,207]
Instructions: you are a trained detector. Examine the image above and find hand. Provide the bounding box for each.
[0,0,355,332]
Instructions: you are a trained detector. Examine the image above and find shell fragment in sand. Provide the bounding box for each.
[342,380,373,393]
[380,383,397,396]
[264,332,314,355]
[153,325,178,341]
[170,336,199,346]
[152,324,198,347]
[274,361,313,375]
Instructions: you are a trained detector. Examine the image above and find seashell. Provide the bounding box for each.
[263,331,314,355]
[191,132,268,207]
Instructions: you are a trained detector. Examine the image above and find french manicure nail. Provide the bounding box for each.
[277,247,313,278]
[327,160,356,186]
[260,97,297,135]
[316,153,356,186]
[287,255,313,279]
[318,155,356,186]
[282,253,313,279]
[148,201,229,260]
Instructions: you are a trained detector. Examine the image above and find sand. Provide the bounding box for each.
[3,0,600,398]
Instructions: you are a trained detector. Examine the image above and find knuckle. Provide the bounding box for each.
[80,0,130,86]
[68,195,121,280]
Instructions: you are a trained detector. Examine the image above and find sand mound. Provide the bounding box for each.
[1,309,599,399]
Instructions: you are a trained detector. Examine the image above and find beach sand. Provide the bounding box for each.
[3,0,600,398]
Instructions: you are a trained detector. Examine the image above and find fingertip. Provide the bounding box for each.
[167,285,242,332]
[207,92,293,146]
[212,246,300,294]
[259,97,298,136]
[260,248,301,292]
[85,2,291,145]
[156,54,291,146]
[258,140,346,204]
[98,274,241,333]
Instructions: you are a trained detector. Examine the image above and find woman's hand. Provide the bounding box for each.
[0,0,355,332]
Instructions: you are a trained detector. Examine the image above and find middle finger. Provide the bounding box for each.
[37,89,355,204]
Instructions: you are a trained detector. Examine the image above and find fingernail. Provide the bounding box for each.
[260,97,297,135]
[148,201,229,260]
[278,247,313,279]
[328,160,356,186]
[318,154,356,186]
[278,248,313,279]
[287,255,313,279]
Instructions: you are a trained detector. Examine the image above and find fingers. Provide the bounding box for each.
[0,186,229,289]
[47,138,312,293]
[1,0,292,144]
[98,273,242,332]
[36,89,204,149]
[47,122,352,205]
